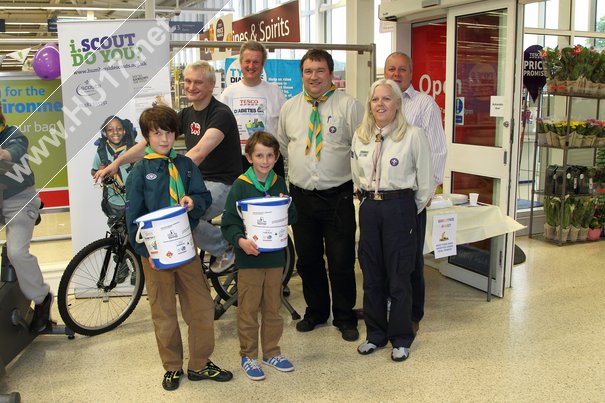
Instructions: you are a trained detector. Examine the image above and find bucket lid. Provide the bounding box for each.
[236,196,289,206]
[134,205,186,224]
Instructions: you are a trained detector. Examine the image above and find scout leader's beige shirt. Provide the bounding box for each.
[277,90,363,191]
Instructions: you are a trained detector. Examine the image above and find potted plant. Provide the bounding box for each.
[585,119,604,147]
[568,197,581,242]
[587,217,603,240]
[536,118,550,146]
[578,196,597,241]
[541,45,605,95]
[557,195,573,242]
[543,196,560,240]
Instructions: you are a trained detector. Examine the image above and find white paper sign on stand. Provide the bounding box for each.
[432,213,457,259]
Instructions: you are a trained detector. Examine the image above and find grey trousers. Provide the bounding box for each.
[3,187,49,304]
[192,180,231,257]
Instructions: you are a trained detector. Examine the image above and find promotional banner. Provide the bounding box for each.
[224,57,302,99]
[523,45,546,102]
[0,73,68,207]
[199,14,233,61]
[232,0,300,42]
[58,19,172,252]
[411,20,446,124]
[198,1,299,60]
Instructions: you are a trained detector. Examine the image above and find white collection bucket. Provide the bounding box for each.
[134,206,196,269]
[236,196,290,252]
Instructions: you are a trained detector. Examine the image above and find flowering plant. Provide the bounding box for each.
[540,45,605,82]
[585,119,605,137]
[537,118,605,136]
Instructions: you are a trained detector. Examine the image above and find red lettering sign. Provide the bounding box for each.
[411,21,446,124]
[232,0,300,43]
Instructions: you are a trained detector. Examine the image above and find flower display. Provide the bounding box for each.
[543,194,599,241]
[541,45,605,82]
[540,45,605,95]
[536,118,605,147]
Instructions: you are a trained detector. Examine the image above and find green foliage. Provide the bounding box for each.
[561,195,573,229]
[536,118,605,137]
[541,45,605,82]
[543,196,560,227]
[596,150,605,210]
[570,197,582,227]
[572,196,597,228]
[589,216,602,229]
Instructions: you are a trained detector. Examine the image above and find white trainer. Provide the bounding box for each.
[210,247,235,273]
[391,347,410,362]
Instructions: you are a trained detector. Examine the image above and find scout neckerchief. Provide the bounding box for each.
[304,83,337,160]
[369,123,394,198]
[143,145,184,206]
[369,126,384,198]
[238,167,277,196]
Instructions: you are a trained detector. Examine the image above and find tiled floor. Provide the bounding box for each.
[1,235,605,402]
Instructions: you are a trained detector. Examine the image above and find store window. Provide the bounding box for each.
[327,3,347,85]
[521,0,605,220]
[524,0,568,30]
[598,0,605,30]
[374,0,394,73]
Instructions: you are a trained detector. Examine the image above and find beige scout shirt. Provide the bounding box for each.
[351,125,433,213]
[277,90,364,191]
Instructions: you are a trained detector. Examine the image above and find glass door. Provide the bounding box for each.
[441,0,521,297]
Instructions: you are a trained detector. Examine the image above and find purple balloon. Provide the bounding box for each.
[33,44,61,80]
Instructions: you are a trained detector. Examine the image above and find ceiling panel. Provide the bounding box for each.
[0,0,230,69]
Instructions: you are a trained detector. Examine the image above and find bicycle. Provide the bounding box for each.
[208,230,299,321]
[58,177,298,336]
[57,177,144,336]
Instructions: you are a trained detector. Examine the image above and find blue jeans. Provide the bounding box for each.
[192,181,231,257]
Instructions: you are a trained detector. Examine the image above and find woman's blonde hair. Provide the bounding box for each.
[355,79,408,145]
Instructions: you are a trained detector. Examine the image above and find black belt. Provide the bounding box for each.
[291,181,353,196]
[360,189,413,201]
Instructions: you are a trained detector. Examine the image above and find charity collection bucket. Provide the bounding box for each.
[134,205,196,269]
[236,196,290,252]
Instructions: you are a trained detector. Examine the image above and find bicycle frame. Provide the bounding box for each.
[58,177,299,335]
[97,220,130,292]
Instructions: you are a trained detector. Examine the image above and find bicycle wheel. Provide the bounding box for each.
[209,265,238,303]
[209,234,296,302]
[58,237,144,336]
[282,235,295,286]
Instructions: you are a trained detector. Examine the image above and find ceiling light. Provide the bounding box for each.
[0,3,228,13]
[5,22,49,26]
[0,4,166,12]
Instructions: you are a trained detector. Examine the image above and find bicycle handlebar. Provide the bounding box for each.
[101,176,126,195]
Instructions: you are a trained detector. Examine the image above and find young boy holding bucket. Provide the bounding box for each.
[221,131,297,381]
[125,105,233,391]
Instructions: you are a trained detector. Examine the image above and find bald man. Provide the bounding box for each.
[384,52,447,335]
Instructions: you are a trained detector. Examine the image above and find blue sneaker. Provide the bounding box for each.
[262,355,294,372]
[241,357,265,381]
